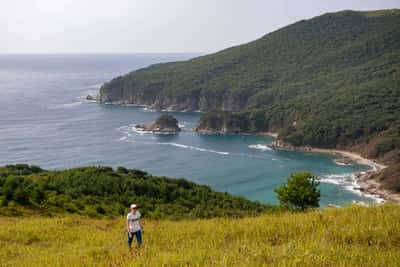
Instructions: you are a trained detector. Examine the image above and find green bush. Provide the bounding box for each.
[0,196,8,207]
[275,172,320,211]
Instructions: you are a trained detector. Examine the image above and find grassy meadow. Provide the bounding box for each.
[1,205,399,266]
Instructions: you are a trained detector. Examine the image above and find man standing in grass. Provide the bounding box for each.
[127,204,143,249]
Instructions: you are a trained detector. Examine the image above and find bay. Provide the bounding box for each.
[0,54,375,206]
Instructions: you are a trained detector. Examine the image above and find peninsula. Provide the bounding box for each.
[99,10,400,199]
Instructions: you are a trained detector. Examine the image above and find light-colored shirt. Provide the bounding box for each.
[127,211,141,233]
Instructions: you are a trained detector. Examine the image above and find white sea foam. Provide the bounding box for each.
[132,127,152,134]
[157,142,229,155]
[49,101,83,109]
[118,124,151,135]
[333,159,353,166]
[141,107,156,112]
[319,174,350,185]
[131,126,152,135]
[129,124,183,135]
[119,136,127,141]
[334,161,351,166]
[248,144,272,151]
[319,173,384,203]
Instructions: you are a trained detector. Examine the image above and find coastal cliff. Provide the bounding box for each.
[100,10,400,112]
[99,83,247,112]
[195,111,265,134]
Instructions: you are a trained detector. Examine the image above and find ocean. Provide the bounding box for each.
[0,54,377,206]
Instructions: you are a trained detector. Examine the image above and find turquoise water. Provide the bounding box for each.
[0,54,374,206]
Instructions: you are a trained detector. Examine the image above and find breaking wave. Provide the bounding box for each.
[319,173,383,203]
[157,142,229,155]
[248,144,272,151]
[49,101,83,109]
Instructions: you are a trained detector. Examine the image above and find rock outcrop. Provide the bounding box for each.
[136,115,181,134]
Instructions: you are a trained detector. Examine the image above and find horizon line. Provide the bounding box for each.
[0,52,207,56]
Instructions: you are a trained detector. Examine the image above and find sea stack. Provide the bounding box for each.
[137,114,181,134]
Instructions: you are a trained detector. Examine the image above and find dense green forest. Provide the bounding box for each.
[0,164,271,219]
[100,9,400,190]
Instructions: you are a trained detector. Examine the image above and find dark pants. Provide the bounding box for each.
[127,230,142,248]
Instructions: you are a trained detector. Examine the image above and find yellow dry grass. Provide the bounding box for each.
[0,205,399,266]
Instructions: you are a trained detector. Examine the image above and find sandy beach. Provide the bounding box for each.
[310,148,387,171]
[264,134,400,204]
[260,132,279,138]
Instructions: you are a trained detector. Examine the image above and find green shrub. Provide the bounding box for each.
[0,196,8,207]
[275,172,320,210]
[116,167,128,174]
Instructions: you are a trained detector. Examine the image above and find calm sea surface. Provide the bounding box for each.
[0,54,375,206]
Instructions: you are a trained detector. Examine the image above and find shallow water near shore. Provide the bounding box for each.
[0,54,376,206]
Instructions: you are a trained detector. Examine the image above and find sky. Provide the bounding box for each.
[1,0,399,54]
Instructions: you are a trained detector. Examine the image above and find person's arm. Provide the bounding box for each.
[126,217,130,233]
[139,212,143,232]
[139,221,143,232]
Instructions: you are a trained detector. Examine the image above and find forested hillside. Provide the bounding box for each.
[100,9,400,190]
[0,164,270,218]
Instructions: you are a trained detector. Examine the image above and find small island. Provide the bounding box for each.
[136,114,181,134]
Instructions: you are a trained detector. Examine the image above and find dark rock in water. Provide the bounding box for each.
[141,115,181,134]
[86,95,94,101]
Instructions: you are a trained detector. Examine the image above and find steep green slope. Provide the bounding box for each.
[100,9,399,113]
[100,9,400,190]
[0,164,270,218]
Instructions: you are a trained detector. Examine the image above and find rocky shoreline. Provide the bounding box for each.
[353,171,400,203]
[267,139,400,204]
[95,97,399,204]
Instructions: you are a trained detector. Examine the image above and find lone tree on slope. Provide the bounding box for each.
[274,172,320,211]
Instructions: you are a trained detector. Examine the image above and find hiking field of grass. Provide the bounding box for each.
[1,205,399,266]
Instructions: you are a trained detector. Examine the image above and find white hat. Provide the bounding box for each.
[130,204,137,209]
